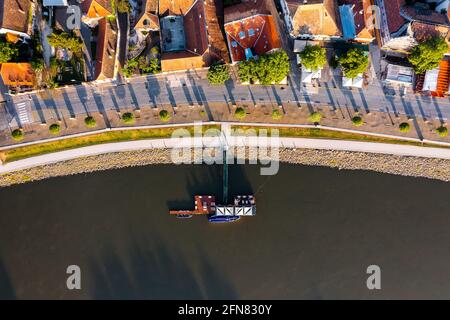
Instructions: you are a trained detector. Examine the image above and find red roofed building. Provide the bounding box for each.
[224,0,281,63]
[159,0,229,72]
[384,0,406,34]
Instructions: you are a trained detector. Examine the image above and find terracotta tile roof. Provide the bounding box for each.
[159,0,195,16]
[134,0,160,30]
[82,0,112,18]
[402,4,449,26]
[161,51,206,70]
[204,0,229,63]
[134,12,159,30]
[384,0,406,34]
[160,0,229,71]
[225,13,281,63]
[224,0,269,23]
[184,0,208,55]
[0,0,31,34]
[0,63,35,86]
[94,17,117,80]
[286,0,341,37]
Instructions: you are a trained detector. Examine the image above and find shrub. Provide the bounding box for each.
[0,42,18,63]
[234,107,246,119]
[399,122,411,133]
[49,123,61,134]
[199,110,206,116]
[207,63,230,84]
[159,110,171,122]
[351,115,364,127]
[116,0,130,13]
[271,109,282,120]
[31,58,44,72]
[436,126,448,137]
[84,116,97,128]
[308,112,323,123]
[47,32,83,53]
[121,112,135,124]
[11,129,24,141]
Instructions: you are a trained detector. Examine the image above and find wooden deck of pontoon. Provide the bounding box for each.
[169,195,216,215]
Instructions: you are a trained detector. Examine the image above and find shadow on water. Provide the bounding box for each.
[0,258,15,299]
[166,161,254,209]
[166,164,219,210]
[89,236,237,299]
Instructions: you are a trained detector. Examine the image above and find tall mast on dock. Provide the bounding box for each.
[221,124,230,204]
[223,147,228,204]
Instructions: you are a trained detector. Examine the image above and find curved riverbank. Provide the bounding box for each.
[0,148,448,187]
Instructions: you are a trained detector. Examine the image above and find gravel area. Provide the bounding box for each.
[0,148,449,187]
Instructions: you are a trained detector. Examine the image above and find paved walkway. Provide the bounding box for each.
[1,136,449,174]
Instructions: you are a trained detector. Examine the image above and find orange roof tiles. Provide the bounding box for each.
[286,0,341,37]
[159,0,195,16]
[225,14,281,63]
[384,0,406,34]
[82,0,112,19]
[134,0,160,30]
[0,0,30,34]
[0,63,35,86]
[94,17,117,80]
[159,0,229,72]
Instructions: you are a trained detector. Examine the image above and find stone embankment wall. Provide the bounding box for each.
[0,148,449,187]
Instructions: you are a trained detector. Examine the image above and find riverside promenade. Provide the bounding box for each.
[1,127,450,174]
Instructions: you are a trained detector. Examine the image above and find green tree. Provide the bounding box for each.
[408,37,448,74]
[338,48,369,79]
[159,110,171,122]
[399,122,411,133]
[121,112,135,124]
[238,50,290,84]
[308,112,322,123]
[238,58,258,83]
[299,45,326,71]
[141,58,160,74]
[436,126,448,137]
[271,109,282,120]
[49,123,61,135]
[234,107,246,119]
[0,42,18,63]
[47,32,82,53]
[255,50,290,85]
[207,63,230,84]
[11,129,24,141]
[351,115,364,127]
[84,116,97,128]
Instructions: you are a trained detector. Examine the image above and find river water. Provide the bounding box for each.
[0,163,449,299]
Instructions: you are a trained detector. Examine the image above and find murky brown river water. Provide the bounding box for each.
[0,163,449,299]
